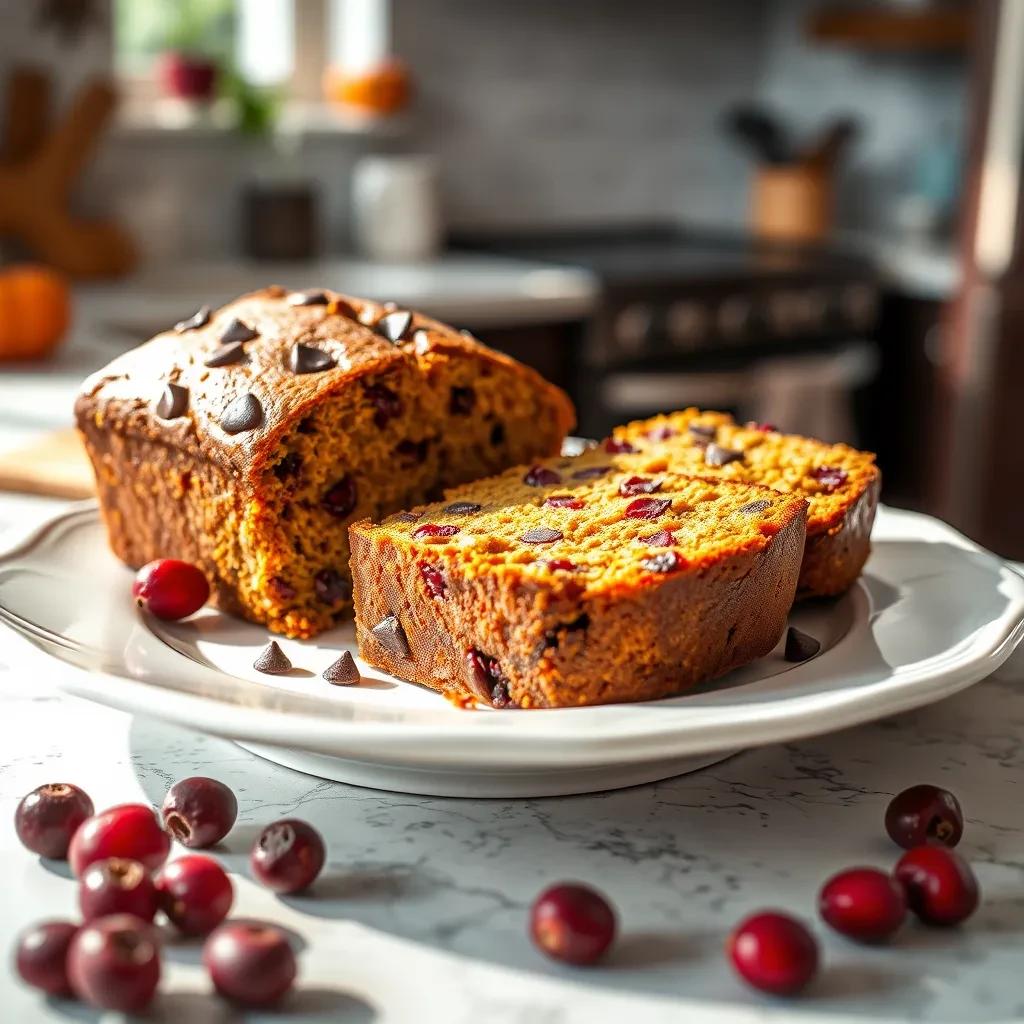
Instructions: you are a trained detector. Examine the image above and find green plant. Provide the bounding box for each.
[219,69,280,137]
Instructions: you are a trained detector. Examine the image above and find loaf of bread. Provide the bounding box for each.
[606,409,879,597]
[349,449,807,708]
[76,286,575,637]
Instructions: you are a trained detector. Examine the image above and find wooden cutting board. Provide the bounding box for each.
[0,429,95,499]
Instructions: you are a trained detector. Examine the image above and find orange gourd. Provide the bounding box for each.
[0,265,70,361]
[323,60,411,116]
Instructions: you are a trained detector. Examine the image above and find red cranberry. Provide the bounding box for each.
[322,475,357,518]
[203,921,296,1007]
[624,497,672,520]
[15,782,94,859]
[644,529,675,546]
[364,382,402,427]
[68,914,161,1012]
[894,846,979,926]
[80,858,158,922]
[544,495,585,509]
[542,559,576,572]
[747,421,778,432]
[466,648,505,703]
[647,425,677,441]
[69,804,171,878]
[251,819,325,893]
[530,883,617,965]
[161,776,238,849]
[728,911,819,996]
[132,559,210,620]
[412,523,459,540]
[419,562,447,599]
[885,784,963,849]
[15,920,78,996]
[819,867,906,942]
[810,465,848,491]
[524,465,562,486]
[314,568,351,606]
[156,855,234,935]
[618,476,660,496]
[603,437,636,453]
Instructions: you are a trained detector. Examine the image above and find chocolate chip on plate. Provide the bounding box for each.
[704,443,744,467]
[323,651,360,686]
[253,640,292,675]
[219,318,259,345]
[155,383,189,420]
[289,343,335,375]
[220,393,263,434]
[204,341,247,368]
[376,310,413,343]
[372,614,411,658]
[521,527,563,545]
[174,306,210,333]
[784,627,821,663]
[287,290,329,306]
[444,502,482,515]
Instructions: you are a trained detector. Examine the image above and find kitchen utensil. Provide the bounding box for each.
[725,107,793,165]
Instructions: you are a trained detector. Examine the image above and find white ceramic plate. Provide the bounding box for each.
[0,503,1021,797]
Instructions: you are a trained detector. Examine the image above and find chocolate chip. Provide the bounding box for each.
[364,383,402,427]
[290,343,335,374]
[521,527,562,544]
[221,393,263,434]
[323,651,360,685]
[705,443,744,467]
[155,383,189,420]
[784,627,821,663]
[449,386,476,416]
[393,511,421,523]
[219,317,258,344]
[738,499,771,514]
[204,341,247,367]
[371,614,411,659]
[273,452,302,481]
[396,439,429,464]
[572,465,611,481]
[445,502,481,515]
[314,568,351,605]
[541,613,590,651]
[268,576,296,601]
[253,640,292,675]
[524,465,561,487]
[376,310,413,343]
[322,476,357,518]
[641,551,684,573]
[490,421,506,446]
[175,306,210,332]
[288,289,329,306]
[688,423,717,441]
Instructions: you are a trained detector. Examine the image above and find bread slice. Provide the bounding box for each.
[606,409,880,597]
[349,449,807,708]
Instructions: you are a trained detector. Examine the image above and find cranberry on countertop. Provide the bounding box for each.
[894,846,979,927]
[132,559,210,620]
[156,854,234,935]
[251,819,325,894]
[69,804,171,878]
[15,782,94,859]
[79,858,158,923]
[67,914,162,1013]
[203,921,297,1007]
[819,867,906,942]
[15,920,78,997]
[727,911,819,996]
[161,776,238,849]
[885,784,963,849]
[530,882,617,966]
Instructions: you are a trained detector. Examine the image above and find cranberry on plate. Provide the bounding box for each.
[885,784,963,849]
[161,776,238,849]
[819,867,906,942]
[727,911,819,996]
[15,920,78,997]
[529,882,617,966]
[203,920,297,1006]
[132,559,210,620]
[251,819,326,894]
[69,803,171,878]
[79,858,158,922]
[156,854,234,935]
[15,782,94,859]
[894,845,979,926]
[67,914,162,1013]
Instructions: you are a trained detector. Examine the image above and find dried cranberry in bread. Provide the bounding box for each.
[75,286,574,638]
[606,409,879,597]
[349,450,807,708]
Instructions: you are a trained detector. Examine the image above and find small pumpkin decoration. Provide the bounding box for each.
[323,59,412,116]
[0,265,71,360]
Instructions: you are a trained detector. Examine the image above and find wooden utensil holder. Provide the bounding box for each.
[752,164,833,243]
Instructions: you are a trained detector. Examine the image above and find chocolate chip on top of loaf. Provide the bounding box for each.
[76,286,575,638]
[349,448,808,709]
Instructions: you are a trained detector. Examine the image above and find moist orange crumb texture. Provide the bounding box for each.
[350,450,808,708]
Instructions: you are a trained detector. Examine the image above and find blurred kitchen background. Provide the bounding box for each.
[0,0,1020,558]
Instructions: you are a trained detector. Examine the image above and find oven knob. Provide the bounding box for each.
[614,304,654,354]
[793,289,828,332]
[717,296,752,342]
[840,284,879,330]
[668,300,708,349]
[766,292,801,334]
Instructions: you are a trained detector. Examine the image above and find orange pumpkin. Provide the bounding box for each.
[0,265,71,361]
[323,60,412,116]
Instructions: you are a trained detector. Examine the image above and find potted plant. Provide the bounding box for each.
[156,0,232,103]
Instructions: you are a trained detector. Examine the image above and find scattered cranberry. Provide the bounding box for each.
[79,858,158,922]
[885,784,963,849]
[203,921,297,1007]
[15,920,78,996]
[619,476,660,496]
[156,855,234,935]
[251,819,325,894]
[69,804,171,878]
[530,883,617,966]
[544,495,585,510]
[603,437,636,453]
[819,867,906,942]
[542,559,576,572]
[132,559,210,620]
[894,846,979,926]
[728,911,819,996]
[624,497,672,520]
[322,476,358,518]
[67,914,161,1012]
[412,523,459,540]
[810,465,848,492]
[644,529,675,546]
[161,776,238,849]
[15,783,94,859]
[524,465,561,486]
[419,562,447,599]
